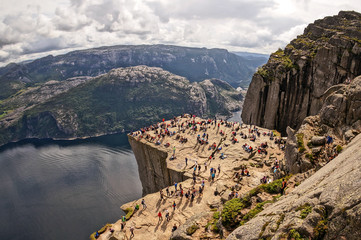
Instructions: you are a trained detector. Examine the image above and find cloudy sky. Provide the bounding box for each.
[1,0,360,66]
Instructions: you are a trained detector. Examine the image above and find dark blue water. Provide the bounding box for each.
[0,134,142,240]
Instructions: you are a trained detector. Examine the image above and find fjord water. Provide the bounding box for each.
[0,134,142,240]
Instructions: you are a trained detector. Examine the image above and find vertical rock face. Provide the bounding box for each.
[128,135,188,195]
[285,76,361,174]
[242,11,361,135]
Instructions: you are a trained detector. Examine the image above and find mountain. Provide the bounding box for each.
[241,11,361,135]
[232,51,269,73]
[0,45,261,100]
[0,66,241,146]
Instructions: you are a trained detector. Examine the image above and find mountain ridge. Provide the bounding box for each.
[0,44,262,100]
[0,65,242,146]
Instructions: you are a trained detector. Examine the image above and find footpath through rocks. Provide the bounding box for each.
[92,114,287,240]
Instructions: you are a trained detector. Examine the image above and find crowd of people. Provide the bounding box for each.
[123,114,287,238]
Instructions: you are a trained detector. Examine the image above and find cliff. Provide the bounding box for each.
[0,66,242,146]
[242,11,361,135]
[128,135,189,195]
[227,133,361,240]
[94,115,286,240]
[285,75,361,174]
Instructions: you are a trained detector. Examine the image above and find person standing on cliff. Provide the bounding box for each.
[281,179,287,195]
[173,146,176,155]
[185,157,188,166]
[130,226,134,238]
[174,182,178,192]
[165,209,170,221]
[141,199,147,210]
[158,211,163,221]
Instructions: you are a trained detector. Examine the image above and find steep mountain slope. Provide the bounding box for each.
[232,52,269,73]
[227,132,361,240]
[0,45,259,100]
[242,11,361,135]
[0,66,241,146]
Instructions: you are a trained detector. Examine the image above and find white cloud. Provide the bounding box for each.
[0,0,361,65]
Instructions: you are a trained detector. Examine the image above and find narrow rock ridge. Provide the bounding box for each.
[242,11,361,135]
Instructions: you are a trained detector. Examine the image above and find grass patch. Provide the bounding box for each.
[296,133,306,153]
[124,207,134,220]
[288,229,304,240]
[313,206,328,240]
[257,67,270,78]
[221,175,292,229]
[270,48,298,70]
[206,212,220,233]
[241,200,273,225]
[221,198,246,227]
[258,221,270,238]
[336,145,342,153]
[90,223,111,240]
[313,219,328,239]
[296,203,312,219]
[186,224,199,235]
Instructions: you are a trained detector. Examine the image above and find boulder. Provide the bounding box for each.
[311,136,326,146]
[312,146,322,154]
[171,212,210,240]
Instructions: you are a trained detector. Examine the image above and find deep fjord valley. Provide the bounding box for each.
[0,10,361,240]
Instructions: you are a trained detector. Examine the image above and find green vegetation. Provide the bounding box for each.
[274,214,285,232]
[256,67,270,78]
[221,198,246,227]
[258,221,270,238]
[0,66,242,146]
[270,48,297,71]
[124,207,134,220]
[313,219,328,239]
[313,206,328,239]
[288,229,304,240]
[272,130,280,137]
[222,175,292,229]
[186,224,199,235]
[206,211,220,233]
[336,145,343,153]
[296,133,306,153]
[90,223,111,240]
[296,203,313,219]
[241,200,273,225]
[0,109,13,119]
[293,36,318,58]
[305,152,315,164]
